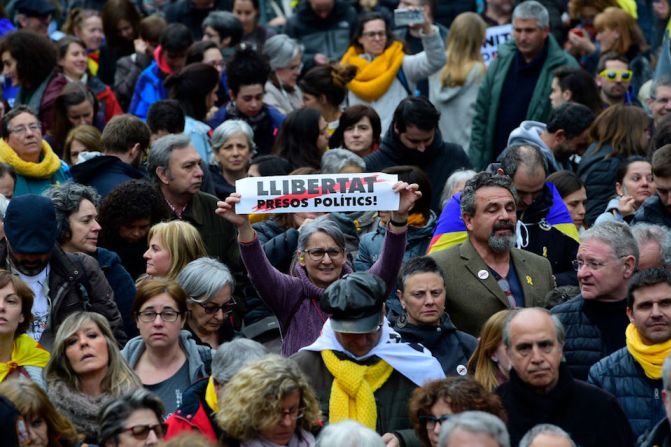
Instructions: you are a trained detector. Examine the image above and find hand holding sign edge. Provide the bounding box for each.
[390,181,421,231]
[216,193,256,242]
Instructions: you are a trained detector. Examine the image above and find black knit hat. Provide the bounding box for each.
[5,194,58,254]
[321,272,386,334]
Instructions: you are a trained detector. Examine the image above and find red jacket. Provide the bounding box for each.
[164,378,219,443]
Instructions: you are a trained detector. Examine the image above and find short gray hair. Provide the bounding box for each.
[441,169,476,208]
[500,144,548,178]
[652,74,671,99]
[98,388,164,446]
[263,34,303,70]
[583,221,639,269]
[439,411,510,447]
[297,217,346,252]
[320,148,366,174]
[147,133,192,182]
[519,424,576,447]
[43,183,101,246]
[512,0,549,29]
[211,119,256,155]
[460,172,518,219]
[502,307,565,349]
[630,223,671,267]
[316,420,385,447]
[176,257,235,303]
[211,338,268,384]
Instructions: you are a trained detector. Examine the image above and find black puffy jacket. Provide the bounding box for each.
[588,347,665,438]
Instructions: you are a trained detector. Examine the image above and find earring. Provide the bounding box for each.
[397,308,408,328]
[299,255,304,262]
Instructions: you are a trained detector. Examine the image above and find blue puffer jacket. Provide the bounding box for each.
[588,347,665,438]
[129,61,166,120]
[355,211,437,272]
[550,294,628,380]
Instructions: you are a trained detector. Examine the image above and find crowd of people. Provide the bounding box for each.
[2,0,671,446]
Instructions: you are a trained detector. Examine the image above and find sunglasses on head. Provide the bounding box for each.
[599,69,632,82]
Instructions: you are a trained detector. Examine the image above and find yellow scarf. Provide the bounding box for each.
[0,138,61,178]
[204,376,219,412]
[626,323,671,379]
[340,41,405,102]
[321,349,393,429]
[407,213,427,228]
[0,334,50,382]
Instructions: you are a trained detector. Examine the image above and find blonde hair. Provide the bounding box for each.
[440,12,486,88]
[0,378,81,447]
[44,312,141,396]
[467,310,511,392]
[216,355,321,440]
[62,8,100,36]
[594,6,648,54]
[147,220,207,279]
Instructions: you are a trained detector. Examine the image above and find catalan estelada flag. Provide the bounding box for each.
[426,183,579,255]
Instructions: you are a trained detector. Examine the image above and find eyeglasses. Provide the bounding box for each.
[278,407,305,421]
[137,309,182,323]
[303,247,344,261]
[572,257,623,271]
[599,69,632,82]
[8,123,41,135]
[121,423,167,440]
[194,298,237,316]
[419,415,450,430]
[361,31,386,39]
[282,62,303,72]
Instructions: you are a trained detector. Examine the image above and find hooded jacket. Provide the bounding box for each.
[70,155,146,197]
[365,127,471,212]
[506,120,560,172]
[632,195,671,227]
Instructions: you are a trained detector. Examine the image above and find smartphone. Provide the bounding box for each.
[394,9,425,27]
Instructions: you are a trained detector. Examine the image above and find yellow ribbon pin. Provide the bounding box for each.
[526,275,533,286]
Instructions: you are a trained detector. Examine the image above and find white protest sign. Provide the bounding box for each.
[481,24,513,66]
[235,173,399,214]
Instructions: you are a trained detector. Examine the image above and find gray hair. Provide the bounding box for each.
[583,221,639,269]
[441,169,476,209]
[316,420,385,447]
[512,0,549,29]
[630,223,671,267]
[652,74,671,99]
[43,183,101,246]
[147,133,192,182]
[500,144,548,178]
[460,172,518,218]
[663,353,671,390]
[297,217,346,252]
[502,307,565,349]
[211,119,256,155]
[176,257,235,304]
[519,424,576,447]
[263,34,303,70]
[98,388,164,446]
[320,148,366,174]
[211,338,268,384]
[438,411,510,447]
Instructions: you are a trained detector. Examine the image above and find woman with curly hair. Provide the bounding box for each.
[408,376,507,447]
[45,311,141,443]
[0,30,67,133]
[98,180,170,280]
[143,220,207,280]
[216,355,321,447]
[0,378,82,447]
[340,11,446,133]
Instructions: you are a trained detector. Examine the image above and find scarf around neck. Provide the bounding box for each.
[340,41,405,102]
[626,323,671,379]
[0,334,50,382]
[205,375,219,412]
[0,138,61,178]
[321,349,393,429]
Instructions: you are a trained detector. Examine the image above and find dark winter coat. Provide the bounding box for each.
[632,195,671,227]
[578,143,625,226]
[70,155,147,197]
[637,417,671,447]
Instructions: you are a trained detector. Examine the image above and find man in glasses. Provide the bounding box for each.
[497,307,634,447]
[293,272,445,446]
[595,52,639,108]
[551,221,638,380]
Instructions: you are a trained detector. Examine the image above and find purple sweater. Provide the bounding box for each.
[240,228,407,356]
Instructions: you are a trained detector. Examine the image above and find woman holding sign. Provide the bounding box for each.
[216,181,420,356]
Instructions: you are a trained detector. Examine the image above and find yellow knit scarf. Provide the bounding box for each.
[204,376,219,412]
[0,138,61,178]
[0,334,50,382]
[340,41,405,102]
[321,349,393,429]
[626,323,671,379]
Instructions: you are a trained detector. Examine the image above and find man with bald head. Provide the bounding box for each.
[496,307,633,447]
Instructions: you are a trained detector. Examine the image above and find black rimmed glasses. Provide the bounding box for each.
[137,309,181,323]
[121,423,168,440]
[419,415,451,430]
[194,298,237,316]
[303,247,344,261]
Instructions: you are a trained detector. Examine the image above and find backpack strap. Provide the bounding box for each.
[396,66,413,96]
